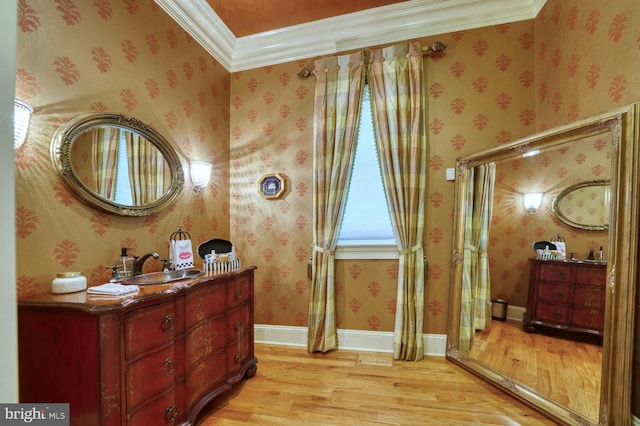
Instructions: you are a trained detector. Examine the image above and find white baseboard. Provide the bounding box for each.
[507,305,526,322]
[254,324,447,357]
[254,307,526,357]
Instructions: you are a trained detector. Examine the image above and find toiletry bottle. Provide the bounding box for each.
[598,246,604,261]
[120,247,134,278]
[588,248,595,260]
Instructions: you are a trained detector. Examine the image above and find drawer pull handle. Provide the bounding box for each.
[163,358,175,376]
[556,272,566,280]
[234,288,243,300]
[553,311,562,320]
[234,320,243,333]
[234,351,242,364]
[165,405,179,423]
[555,291,564,299]
[163,315,176,333]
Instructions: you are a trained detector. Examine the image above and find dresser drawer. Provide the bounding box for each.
[571,307,604,331]
[126,346,177,410]
[226,276,251,309]
[573,286,605,309]
[185,282,226,328]
[575,267,606,286]
[126,301,180,360]
[536,282,571,303]
[534,303,569,324]
[538,264,572,283]
[186,350,227,409]
[126,388,182,426]
[185,316,227,370]
[227,333,251,372]
[227,304,251,343]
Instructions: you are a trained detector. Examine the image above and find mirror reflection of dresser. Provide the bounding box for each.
[524,258,606,339]
[446,102,640,425]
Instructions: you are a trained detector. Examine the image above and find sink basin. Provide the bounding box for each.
[121,269,203,285]
[570,259,607,264]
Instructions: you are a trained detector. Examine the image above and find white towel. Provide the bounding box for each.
[87,283,139,295]
[171,239,194,270]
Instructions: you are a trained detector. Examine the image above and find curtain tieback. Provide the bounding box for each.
[313,245,335,255]
[398,244,422,256]
[464,243,479,253]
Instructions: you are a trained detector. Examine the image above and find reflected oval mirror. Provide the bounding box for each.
[51,113,184,216]
[553,180,610,231]
[447,103,639,426]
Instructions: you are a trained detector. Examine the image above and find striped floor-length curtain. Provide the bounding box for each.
[472,163,495,332]
[368,40,427,361]
[308,51,365,353]
[91,127,119,200]
[459,163,495,352]
[126,132,164,205]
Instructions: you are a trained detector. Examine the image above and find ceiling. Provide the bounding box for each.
[155,0,547,72]
[205,0,408,38]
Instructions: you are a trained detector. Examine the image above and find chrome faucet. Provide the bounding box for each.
[132,252,160,275]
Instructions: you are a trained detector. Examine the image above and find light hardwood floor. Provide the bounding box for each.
[196,343,556,425]
[469,319,602,420]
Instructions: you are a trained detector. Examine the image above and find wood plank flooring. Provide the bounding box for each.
[196,344,556,425]
[468,319,602,420]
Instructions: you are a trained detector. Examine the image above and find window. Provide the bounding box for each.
[114,132,133,205]
[337,86,397,259]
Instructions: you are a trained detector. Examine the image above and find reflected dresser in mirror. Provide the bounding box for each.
[524,259,606,339]
[446,103,640,424]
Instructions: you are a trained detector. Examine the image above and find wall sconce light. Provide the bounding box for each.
[523,192,543,213]
[190,161,212,192]
[14,99,33,149]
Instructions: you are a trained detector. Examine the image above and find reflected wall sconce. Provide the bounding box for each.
[523,192,543,213]
[14,99,33,149]
[189,161,212,192]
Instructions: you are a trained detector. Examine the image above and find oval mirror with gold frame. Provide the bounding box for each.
[447,103,639,425]
[553,180,610,231]
[51,113,184,216]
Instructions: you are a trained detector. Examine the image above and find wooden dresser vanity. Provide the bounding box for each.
[18,266,257,426]
[524,259,606,339]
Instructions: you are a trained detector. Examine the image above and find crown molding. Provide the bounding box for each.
[157,0,547,72]
[155,0,236,67]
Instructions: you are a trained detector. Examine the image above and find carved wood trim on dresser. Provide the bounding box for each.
[523,259,605,340]
[18,266,257,426]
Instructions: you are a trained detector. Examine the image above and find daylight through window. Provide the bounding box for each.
[338,86,395,246]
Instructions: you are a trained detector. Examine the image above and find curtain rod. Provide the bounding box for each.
[297,41,447,79]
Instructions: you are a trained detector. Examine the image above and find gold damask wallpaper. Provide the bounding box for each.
[490,133,610,308]
[15,0,230,296]
[15,0,640,340]
[532,2,640,415]
[13,0,640,418]
[228,23,537,332]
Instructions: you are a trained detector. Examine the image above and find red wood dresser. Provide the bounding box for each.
[523,259,606,339]
[18,267,257,426]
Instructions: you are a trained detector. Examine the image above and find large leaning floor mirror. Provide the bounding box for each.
[447,102,639,425]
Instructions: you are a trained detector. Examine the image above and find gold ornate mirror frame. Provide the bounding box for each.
[553,179,610,231]
[51,113,184,216]
[447,103,639,425]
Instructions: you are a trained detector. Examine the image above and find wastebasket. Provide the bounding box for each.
[491,298,508,321]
